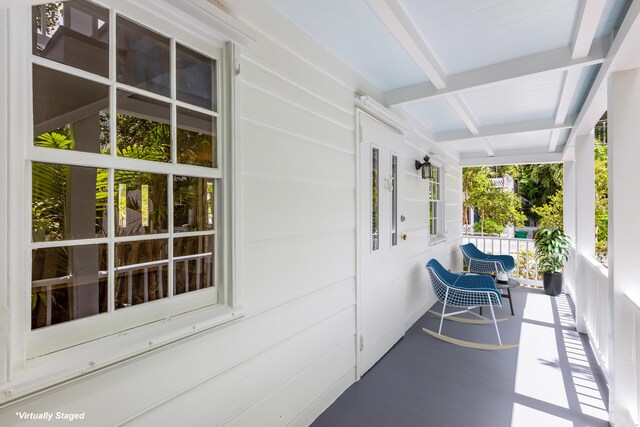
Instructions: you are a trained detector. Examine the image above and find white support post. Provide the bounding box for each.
[563,160,577,297]
[574,132,595,335]
[609,67,640,427]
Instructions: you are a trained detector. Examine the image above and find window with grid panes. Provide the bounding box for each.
[29,0,221,349]
[428,165,443,238]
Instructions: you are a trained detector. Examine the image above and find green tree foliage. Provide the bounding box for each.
[530,189,563,229]
[463,167,526,235]
[594,138,608,262]
[517,163,563,221]
[526,139,608,262]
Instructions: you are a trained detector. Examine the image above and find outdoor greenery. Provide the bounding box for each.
[462,166,526,235]
[534,228,572,273]
[594,138,608,262]
[463,143,608,263]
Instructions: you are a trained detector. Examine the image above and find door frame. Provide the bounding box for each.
[354,103,406,379]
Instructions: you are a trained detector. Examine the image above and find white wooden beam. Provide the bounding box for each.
[385,37,607,106]
[366,0,447,88]
[554,69,582,126]
[479,138,495,157]
[548,0,605,153]
[459,152,563,167]
[564,0,640,156]
[572,0,607,58]
[548,128,561,152]
[435,117,574,143]
[444,93,479,134]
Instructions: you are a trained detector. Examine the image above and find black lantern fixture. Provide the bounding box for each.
[415,155,432,180]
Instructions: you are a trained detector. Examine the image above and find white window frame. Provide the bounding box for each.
[1,1,242,403]
[428,163,446,244]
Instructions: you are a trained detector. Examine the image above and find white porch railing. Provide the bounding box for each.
[625,291,640,425]
[580,254,612,382]
[462,236,542,285]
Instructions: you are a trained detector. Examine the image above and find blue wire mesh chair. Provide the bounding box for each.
[459,243,515,276]
[426,259,503,344]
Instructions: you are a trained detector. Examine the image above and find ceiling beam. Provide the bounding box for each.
[444,93,479,134]
[548,129,561,152]
[435,118,574,143]
[572,0,607,58]
[548,0,605,153]
[385,37,608,106]
[460,152,563,167]
[564,0,640,157]
[479,138,495,157]
[553,69,582,128]
[366,0,447,88]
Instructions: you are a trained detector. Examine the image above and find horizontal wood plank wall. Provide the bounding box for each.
[0,1,462,425]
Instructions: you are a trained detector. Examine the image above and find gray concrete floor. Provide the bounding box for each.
[312,287,609,427]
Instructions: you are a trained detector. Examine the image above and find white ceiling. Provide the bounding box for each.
[267,0,633,163]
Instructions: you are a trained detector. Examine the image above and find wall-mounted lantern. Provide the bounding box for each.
[414,155,432,180]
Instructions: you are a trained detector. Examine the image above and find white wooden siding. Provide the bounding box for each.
[0,1,463,425]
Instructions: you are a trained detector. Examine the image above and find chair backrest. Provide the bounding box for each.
[460,243,487,260]
[425,259,456,303]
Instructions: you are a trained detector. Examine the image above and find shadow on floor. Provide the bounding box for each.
[311,287,609,427]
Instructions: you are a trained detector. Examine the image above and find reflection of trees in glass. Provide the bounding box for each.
[174,176,213,232]
[114,169,167,235]
[34,2,64,37]
[116,114,171,162]
[32,129,108,241]
[177,127,213,167]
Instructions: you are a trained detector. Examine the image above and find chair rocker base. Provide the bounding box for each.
[428,309,508,324]
[422,328,519,350]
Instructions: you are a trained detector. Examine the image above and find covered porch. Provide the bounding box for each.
[2,0,640,426]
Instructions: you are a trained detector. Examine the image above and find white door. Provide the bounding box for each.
[358,111,405,377]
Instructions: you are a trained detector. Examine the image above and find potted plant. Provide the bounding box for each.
[534,228,572,296]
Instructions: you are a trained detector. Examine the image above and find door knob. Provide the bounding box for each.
[402,233,408,241]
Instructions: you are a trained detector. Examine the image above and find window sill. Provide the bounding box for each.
[1,304,245,408]
[429,236,447,246]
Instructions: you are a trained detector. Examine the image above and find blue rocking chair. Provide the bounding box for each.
[460,242,517,315]
[459,242,515,276]
[425,259,503,345]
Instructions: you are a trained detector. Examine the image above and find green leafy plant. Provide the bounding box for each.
[515,249,541,280]
[534,228,571,273]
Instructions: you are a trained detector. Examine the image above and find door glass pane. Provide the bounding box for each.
[174,235,215,296]
[32,163,108,242]
[177,107,216,167]
[116,15,170,96]
[114,170,168,236]
[174,176,214,232]
[115,239,168,309]
[31,244,108,329]
[391,155,398,246]
[176,44,216,111]
[372,147,379,251]
[33,65,109,154]
[32,0,110,77]
[116,89,171,162]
